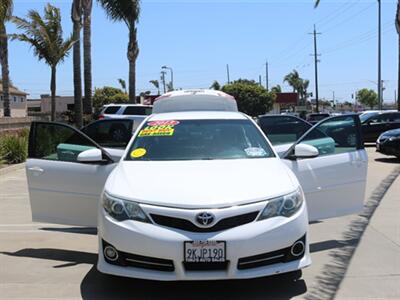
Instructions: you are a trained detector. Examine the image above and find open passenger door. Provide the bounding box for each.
[26,122,119,227]
[282,115,367,221]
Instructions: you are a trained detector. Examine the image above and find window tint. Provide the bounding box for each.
[389,113,400,122]
[30,123,98,162]
[300,115,359,156]
[122,106,153,115]
[258,116,311,145]
[104,106,121,114]
[82,120,133,148]
[126,119,274,161]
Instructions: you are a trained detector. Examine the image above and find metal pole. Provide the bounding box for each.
[378,0,382,109]
[161,71,166,94]
[265,60,269,91]
[162,66,174,90]
[226,64,230,84]
[312,25,321,113]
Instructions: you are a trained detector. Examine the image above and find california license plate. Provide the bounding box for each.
[184,241,226,263]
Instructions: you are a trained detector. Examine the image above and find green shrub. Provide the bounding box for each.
[0,133,28,164]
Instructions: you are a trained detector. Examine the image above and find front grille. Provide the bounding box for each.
[237,235,306,270]
[150,211,259,232]
[102,240,174,272]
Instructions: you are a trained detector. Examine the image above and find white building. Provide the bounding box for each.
[0,83,28,117]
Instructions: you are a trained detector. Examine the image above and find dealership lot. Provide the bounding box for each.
[0,147,399,300]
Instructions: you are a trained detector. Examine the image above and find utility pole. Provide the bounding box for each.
[265,60,269,91]
[396,0,400,111]
[310,25,321,113]
[378,0,382,110]
[226,64,230,84]
[161,70,167,94]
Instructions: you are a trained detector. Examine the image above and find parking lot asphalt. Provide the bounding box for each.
[0,147,399,300]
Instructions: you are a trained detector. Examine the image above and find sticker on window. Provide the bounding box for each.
[244,147,267,157]
[138,120,180,137]
[131,148,147,158]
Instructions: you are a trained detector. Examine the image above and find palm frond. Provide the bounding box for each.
[11,3,73,67]
[98,0,140,28]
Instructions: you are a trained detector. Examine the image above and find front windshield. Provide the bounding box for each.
[126,119,274,161]
[359,112,379,123]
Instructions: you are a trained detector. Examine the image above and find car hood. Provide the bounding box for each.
[105,158,298,209]
[381,128,400,137]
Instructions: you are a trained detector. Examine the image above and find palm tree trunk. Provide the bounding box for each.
[50,66,56,121]
[128,26,139,103]
[83,0,92,115]
[0,24,11,117]
[72,6,83,127]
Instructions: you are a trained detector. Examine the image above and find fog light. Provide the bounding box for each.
[290,240,305,257]
[104,245,119,261]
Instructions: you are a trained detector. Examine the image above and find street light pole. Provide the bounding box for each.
[378,0,382,110]
[162,66,174,90]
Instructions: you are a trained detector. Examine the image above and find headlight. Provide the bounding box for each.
[389,136,400,141]
[258,189,304,221]
[102,193,151,223]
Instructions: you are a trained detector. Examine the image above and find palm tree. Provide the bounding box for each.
[271,85,282,94]
[71,0,83,127]
[149,79,160,95]
[210,80,221,90]
[118,78,127,93]
[283,70,301,93]
[82,0,93,115]
[12,4,75,121]
[0,0,12,117]
[98,0,140,103]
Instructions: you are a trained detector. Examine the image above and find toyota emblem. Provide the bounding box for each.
[196,212,215,226]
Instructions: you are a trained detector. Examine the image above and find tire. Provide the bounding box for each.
[276,270,302,281]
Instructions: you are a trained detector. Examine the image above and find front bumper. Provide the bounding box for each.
[97,203,310,281]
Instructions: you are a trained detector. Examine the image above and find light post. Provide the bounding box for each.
[378,0,382,110]
[162,66,174,91]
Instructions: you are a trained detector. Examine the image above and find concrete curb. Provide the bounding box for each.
[0,162,25,176]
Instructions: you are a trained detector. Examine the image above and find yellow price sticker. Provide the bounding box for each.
[131,148,147,158]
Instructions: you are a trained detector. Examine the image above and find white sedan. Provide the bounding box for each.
[26,111,367,281]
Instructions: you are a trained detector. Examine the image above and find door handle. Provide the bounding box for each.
[28,166,44,174]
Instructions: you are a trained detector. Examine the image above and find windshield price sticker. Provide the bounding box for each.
[184,241,226,263]
[130,148,147,158]
[138,120,180,137]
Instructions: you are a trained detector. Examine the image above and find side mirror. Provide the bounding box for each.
[293,144,319,159]
[77,148,103,163]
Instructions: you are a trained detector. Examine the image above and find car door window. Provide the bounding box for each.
[297,115,361,156]
[29,122,108,163]
[258,116,312,146]
[123,106,153,115]
[388,113,400,123]
[104,106,120,114]
[82,119,133,149]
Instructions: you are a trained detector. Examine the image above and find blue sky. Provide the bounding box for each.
[8,0,399,103]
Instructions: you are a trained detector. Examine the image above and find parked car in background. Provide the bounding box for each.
[257,115,312,155]
[376,128,400,158]
[99,104,153,130]
[306,113,331,125]
[360,111,400,142]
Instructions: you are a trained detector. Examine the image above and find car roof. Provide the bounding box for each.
[104,104,152,107]
[152,89,238,114]
[147,111,248,121]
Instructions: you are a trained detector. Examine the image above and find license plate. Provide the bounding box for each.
[184,241,226,263]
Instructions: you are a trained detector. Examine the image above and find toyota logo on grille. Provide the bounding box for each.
[196,212,215,226]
